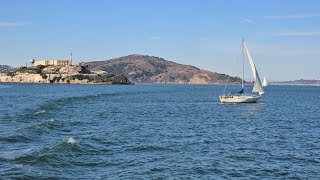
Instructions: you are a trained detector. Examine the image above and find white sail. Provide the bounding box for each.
[219,39,265,103]
[262,77,268,87]
[244,43,264,94]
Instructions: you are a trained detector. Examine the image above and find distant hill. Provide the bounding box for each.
[273,79,320,85]
[0,65,13,73]
[86,54,242,84]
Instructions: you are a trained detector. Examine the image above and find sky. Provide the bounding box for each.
[1,0,320,81]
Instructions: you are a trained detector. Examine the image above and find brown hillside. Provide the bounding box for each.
[86,54,242,84]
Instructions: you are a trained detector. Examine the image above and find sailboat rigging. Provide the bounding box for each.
[219,39,265,103]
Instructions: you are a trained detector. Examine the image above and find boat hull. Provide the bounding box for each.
[219,95,261,103]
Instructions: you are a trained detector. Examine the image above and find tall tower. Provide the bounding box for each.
[69,49,72,66]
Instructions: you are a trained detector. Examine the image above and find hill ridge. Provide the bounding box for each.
[86,54,242,84]
[0,65,13,73]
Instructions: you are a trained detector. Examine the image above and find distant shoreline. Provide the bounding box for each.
[269,83,320,86]
[1,81,319,87]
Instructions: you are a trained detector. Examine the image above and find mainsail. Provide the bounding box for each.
[219,39,265,103]
[244,42,264,94]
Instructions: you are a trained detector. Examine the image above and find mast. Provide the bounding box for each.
[241,38,244,89]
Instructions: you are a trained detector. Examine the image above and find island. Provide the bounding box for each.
[0,63,131,84]
[86,54,242,84]
[1,54,244,85]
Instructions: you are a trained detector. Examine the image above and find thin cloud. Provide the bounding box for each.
[0,21,29,27]
[242,18,254,24]
[272,32,320,37]
[266,13,320,19]
[200,37,209,41]
[147,36,161,41]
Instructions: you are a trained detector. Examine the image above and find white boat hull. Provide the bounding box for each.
[218,39,265,104]
[219,95,261,103]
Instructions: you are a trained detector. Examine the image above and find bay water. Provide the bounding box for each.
[0,84,319,179]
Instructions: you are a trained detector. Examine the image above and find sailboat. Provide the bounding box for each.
[262,77,268,87]
[219,39,264,103]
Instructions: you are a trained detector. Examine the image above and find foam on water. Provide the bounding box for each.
[34,110,46,115]
[14,164,24,168]
[67,137,76,144]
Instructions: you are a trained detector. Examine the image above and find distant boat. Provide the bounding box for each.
[262,77,268,87]
[219,39,265,103]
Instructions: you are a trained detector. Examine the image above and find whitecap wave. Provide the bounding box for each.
[34,110,46,115]
[67,137,76,144]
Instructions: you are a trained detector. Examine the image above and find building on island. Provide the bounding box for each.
[34,60,70,66]
[33,50,73,66]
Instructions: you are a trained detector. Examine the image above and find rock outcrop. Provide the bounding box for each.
[0,65,131,84]
[0,73,130,84]
[86,54,242,84]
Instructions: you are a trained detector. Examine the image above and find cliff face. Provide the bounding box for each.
[86,54,242,84]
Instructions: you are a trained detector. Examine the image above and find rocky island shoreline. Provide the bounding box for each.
[0,63,131,84]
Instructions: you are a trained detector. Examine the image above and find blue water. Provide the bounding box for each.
[0,83,319,179]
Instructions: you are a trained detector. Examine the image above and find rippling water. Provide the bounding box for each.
[0,83,319,179]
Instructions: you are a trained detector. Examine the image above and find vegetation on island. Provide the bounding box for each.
[0,64,131,84]
[14,65,45,74]
[86,54,243,84]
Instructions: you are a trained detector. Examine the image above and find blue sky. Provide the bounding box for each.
[1,0,320,81]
